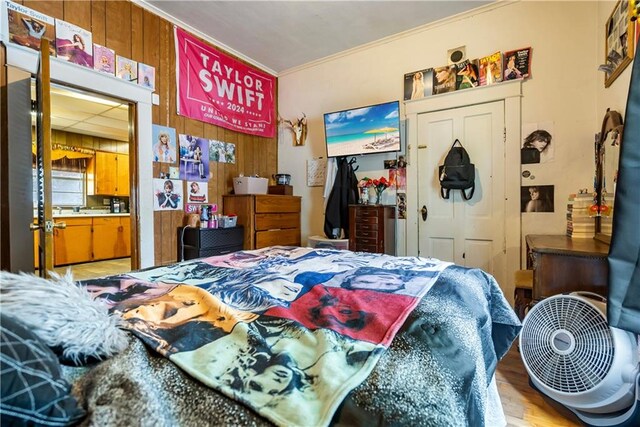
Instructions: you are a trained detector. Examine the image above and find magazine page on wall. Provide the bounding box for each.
[6,0,56,55]
[55,19,93,68]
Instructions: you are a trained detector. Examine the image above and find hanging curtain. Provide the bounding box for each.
[608,53,640,334]
[31,143,94,172]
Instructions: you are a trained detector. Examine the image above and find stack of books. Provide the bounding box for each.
[566,193,595,238]
[599,195,615,236]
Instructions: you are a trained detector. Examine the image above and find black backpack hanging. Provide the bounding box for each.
[438,139,475,200]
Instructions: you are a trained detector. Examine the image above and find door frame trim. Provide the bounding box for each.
[5,44,155,269]
[404,81,522,301]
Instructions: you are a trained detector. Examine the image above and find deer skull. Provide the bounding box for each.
[280,113,307,146]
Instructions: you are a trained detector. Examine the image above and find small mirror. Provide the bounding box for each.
[595,109,624,245]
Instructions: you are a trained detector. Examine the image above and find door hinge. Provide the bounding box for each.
[503,127,506,143]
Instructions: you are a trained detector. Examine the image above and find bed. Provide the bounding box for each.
[1,246,520,427]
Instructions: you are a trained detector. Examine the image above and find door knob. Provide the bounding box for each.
[53,221,66,229]
[30,223,42,231]
[421,205,428,221]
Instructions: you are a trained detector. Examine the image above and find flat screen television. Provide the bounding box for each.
[323,100,401,158]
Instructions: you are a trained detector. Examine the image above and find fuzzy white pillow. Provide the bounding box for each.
[0,270,129,364]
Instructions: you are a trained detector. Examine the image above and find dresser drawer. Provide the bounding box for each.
[355,237,379,246]
[355,229,378,239]
[256,229,301,248]
[183,244,243,260]
[355,208,379,218]
[255,213,300,231]
[355,244,379,253]
[255,195,300,213]
[356,223,378,232]
[180,226,244,249]
[355,215,378,225]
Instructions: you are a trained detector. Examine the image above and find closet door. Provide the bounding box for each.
[416,101,505,286]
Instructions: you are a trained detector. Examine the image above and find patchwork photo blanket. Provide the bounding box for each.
[83,247,451,427]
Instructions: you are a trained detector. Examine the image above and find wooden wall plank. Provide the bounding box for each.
[20,0,277,267]
[63,1,91,30]
[105,0,130,57]
[130,4,143,63]
[91,1,106,45]
[23,1,63,19]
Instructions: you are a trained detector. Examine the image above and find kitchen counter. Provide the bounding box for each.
[34,213,131,219]
[55,213,130,218]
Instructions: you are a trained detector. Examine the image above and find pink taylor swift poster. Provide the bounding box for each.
[174,27,276,138]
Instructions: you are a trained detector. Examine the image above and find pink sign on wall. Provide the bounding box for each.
[174,27,276,137]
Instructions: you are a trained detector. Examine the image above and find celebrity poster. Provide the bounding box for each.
[153,178,183,211]
[179,134,210,181]
[187,181,208,204]
[174,27,276,137]
[93,44,115,75]
[6,0,56,55]
[152,125,177,163]
[55,19,93,68]
[521,122,555,163]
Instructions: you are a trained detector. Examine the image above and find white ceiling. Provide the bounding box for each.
[141,0,492,74]
[32,84,130,141]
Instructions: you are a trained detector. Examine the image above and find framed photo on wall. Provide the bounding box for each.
[604,0,635,88]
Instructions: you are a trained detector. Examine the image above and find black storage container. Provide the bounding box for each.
[177,226,244,261]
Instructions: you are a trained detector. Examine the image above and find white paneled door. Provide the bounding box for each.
[417,101,506,286]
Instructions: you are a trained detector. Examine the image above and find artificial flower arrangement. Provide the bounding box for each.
[358,176,390,204]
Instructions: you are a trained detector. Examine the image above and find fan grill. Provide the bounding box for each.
[521,296,614,393]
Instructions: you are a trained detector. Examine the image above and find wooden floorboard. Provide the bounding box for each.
[496,344,582,427]
[53,257,131,280]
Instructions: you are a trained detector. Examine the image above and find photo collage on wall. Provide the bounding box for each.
[4,1,155,89]
[383,156,407,219]
[520,121,555,213]
[209,140,236,164]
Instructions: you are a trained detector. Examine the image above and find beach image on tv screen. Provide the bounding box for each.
[324,101,400,157]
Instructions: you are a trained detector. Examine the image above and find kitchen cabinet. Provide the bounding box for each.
[33,215,131,267]
[93,217,131,261]
[53,217,93,266]
[223,195,301,249]
[87,151,130,196]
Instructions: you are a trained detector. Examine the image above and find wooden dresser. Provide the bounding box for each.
[223,195,301,249]
[525,234,609,301]
[348,204,396,255]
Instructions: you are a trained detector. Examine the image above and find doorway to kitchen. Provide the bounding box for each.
[32,82,133,280]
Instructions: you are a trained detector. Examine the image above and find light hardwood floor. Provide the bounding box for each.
[496,344,581,427]
[53,257,131,280]
[58,258,581,426]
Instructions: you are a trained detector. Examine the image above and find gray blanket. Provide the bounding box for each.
[64,266,520,426]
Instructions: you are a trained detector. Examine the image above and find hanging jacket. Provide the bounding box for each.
[324,157,359,239]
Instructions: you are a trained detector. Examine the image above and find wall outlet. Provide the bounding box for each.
[103,198,110,205]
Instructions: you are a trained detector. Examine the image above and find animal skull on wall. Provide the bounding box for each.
[280,113,307,146]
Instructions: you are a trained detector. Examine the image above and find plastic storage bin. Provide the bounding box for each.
[233,177,268,195]
[307,235,349,250]
[220,216,238,228]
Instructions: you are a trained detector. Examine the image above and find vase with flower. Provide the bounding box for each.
[371,177,390,204]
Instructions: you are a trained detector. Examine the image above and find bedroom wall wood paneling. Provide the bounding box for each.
[17,0,278,267]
